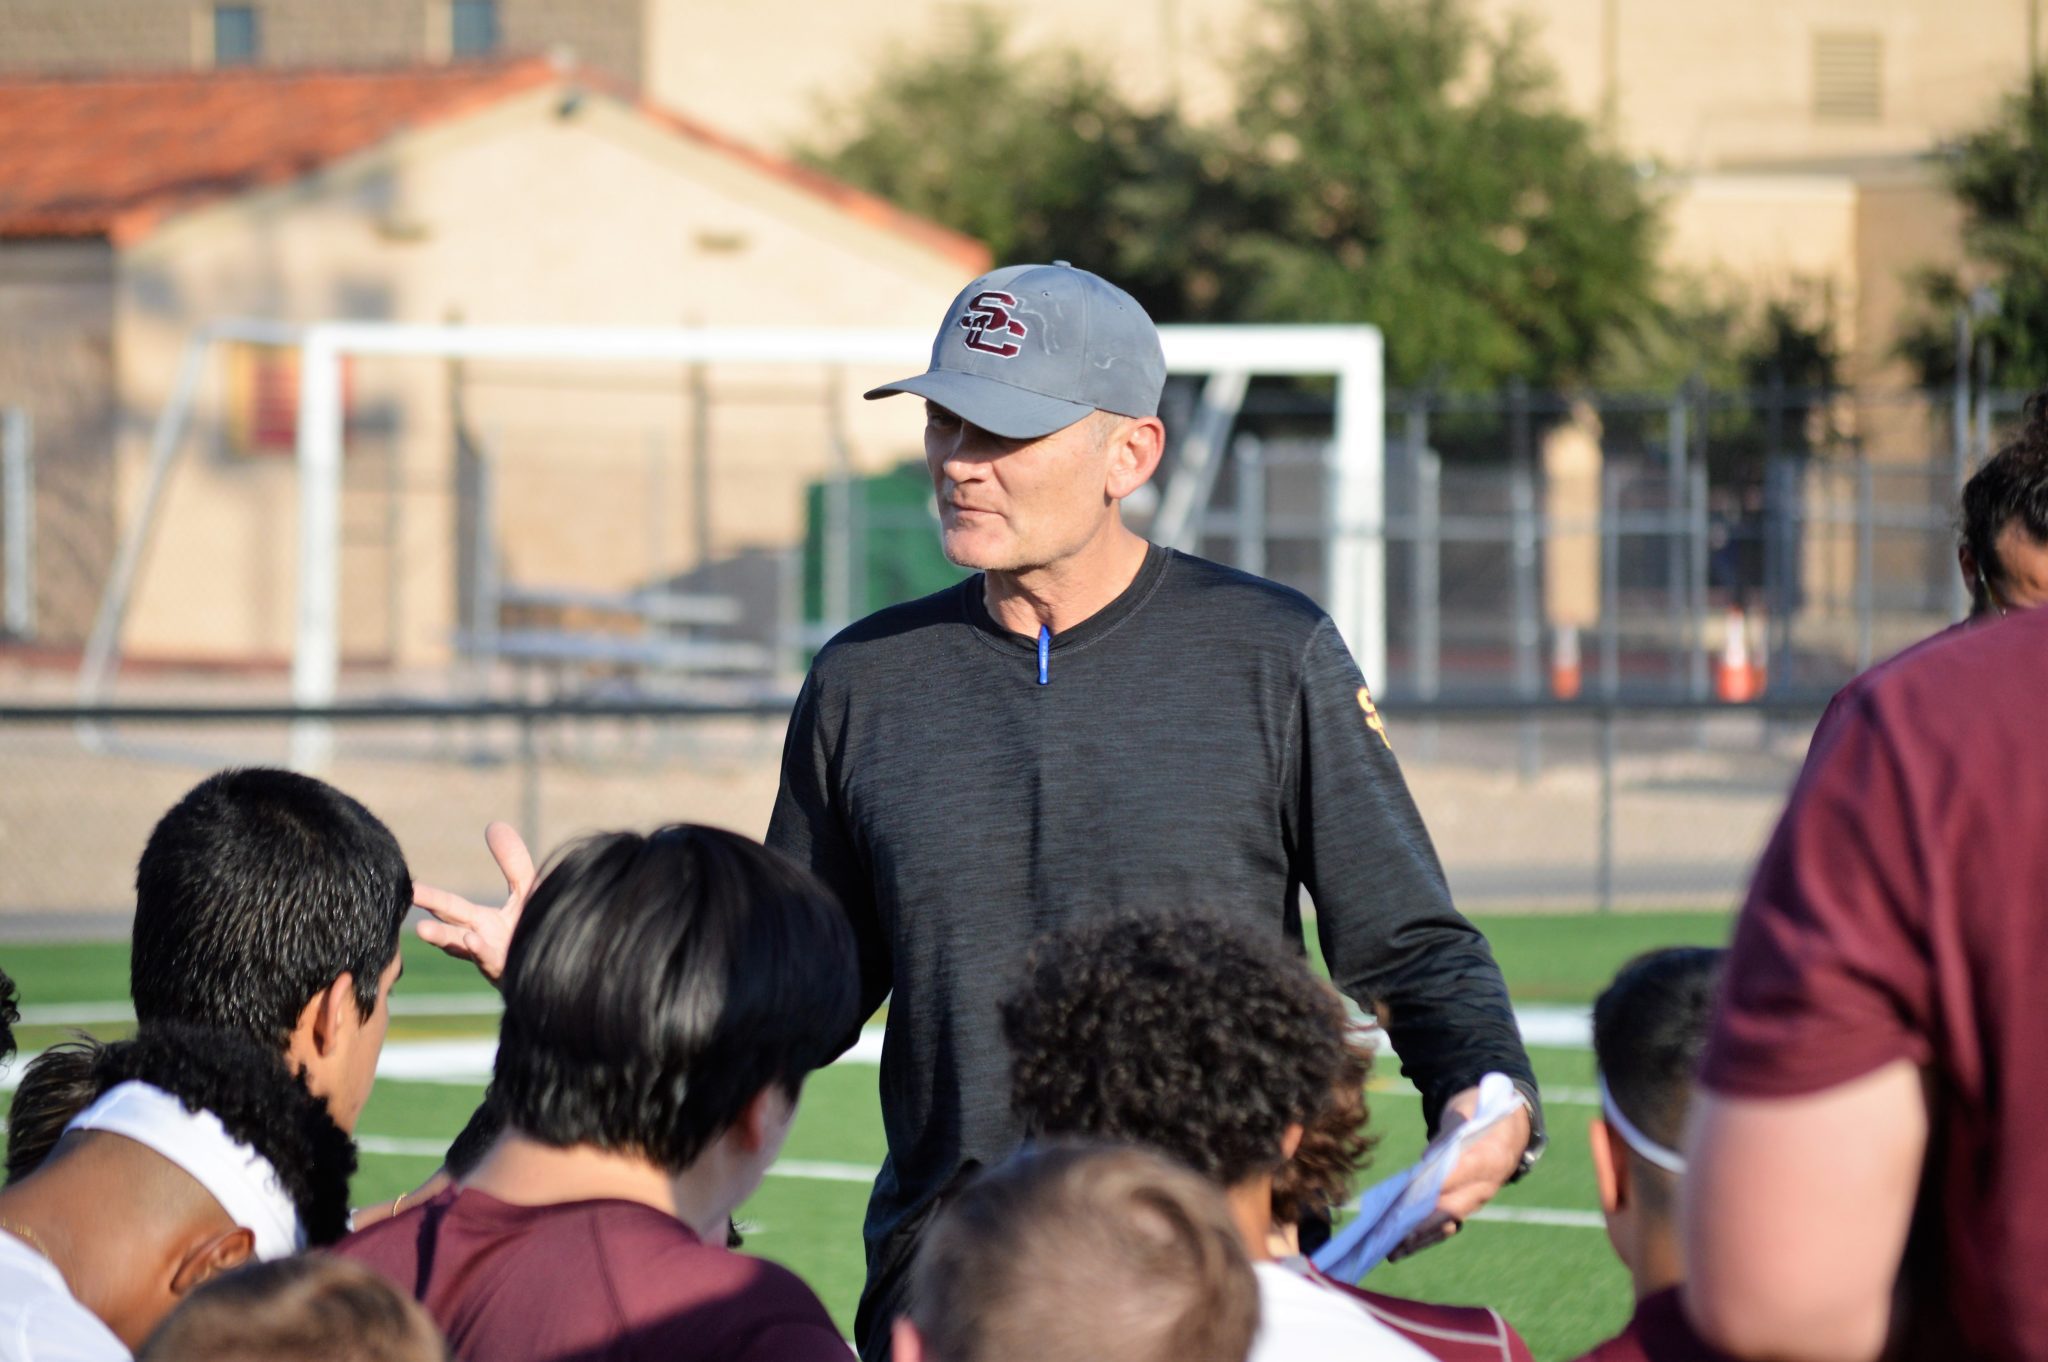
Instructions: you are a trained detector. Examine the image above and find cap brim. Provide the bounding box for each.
[863,370,1096,441]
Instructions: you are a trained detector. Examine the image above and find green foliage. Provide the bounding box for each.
[802,0,1666,390]
[1897,74,2048,389]
[1217,0,1661,388]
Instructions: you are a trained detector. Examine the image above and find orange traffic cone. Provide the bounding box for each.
[1551,624,1583,700]
[1715,606,1760,702]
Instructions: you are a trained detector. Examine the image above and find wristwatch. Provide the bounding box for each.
[1510,1078,1548,1182]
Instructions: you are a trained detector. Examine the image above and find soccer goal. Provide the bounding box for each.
[81,320,1383,769]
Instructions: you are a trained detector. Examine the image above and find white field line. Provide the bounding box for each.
[5,1008,1595,1096]
[1470,1206,1605,1229]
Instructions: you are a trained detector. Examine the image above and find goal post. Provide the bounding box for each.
[86,320,1383,770]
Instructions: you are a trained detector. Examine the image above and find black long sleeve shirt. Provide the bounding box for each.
[766,544,1535,1257]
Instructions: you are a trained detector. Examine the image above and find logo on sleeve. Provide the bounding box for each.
[1357,686,1391,750]
[958,291,1027,358]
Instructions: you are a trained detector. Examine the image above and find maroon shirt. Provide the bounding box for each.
[1302,1264,1534,1362]
[1701,608,2048,1357]
[1803,620,1972,766]
[1571,1288,1729,1362]
[335,1189,848,1362]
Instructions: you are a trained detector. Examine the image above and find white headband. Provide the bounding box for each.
[1597,1074,1687,1176]
[65,1081,305,1261]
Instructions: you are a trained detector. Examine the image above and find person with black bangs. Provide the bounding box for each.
[338,825,858,1362]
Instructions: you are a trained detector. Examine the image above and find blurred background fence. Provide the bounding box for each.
[0,696,1829,930]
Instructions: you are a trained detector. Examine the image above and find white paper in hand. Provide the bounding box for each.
[1309,1071,1528,1283]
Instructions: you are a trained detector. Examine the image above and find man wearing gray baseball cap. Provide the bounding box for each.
[405,263,1541,1361]
[768,262,1541,1359]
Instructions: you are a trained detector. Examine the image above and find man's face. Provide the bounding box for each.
[924,402,1119,572]
[321,951,402,1133]
[1988,523,2048,612]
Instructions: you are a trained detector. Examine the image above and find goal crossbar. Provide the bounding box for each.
[84,320,1383,770]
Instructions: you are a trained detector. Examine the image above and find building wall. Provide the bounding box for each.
[0,0,642,74]
[0,241,117,646]
[111,86,974,666]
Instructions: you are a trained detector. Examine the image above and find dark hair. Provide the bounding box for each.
[0,966,16,1062]
[911,1141,1260,1362]
[1591,947,1726,1154]
[87,1023,357,1245]
[6,1036,106,1185]
[492,825,859,1174]
[1270,1009,1378,1226]
[132,769,411,1050]
[138,1253,448,1362]
[1961,391,2048,610]
[1003,911,1343,1188]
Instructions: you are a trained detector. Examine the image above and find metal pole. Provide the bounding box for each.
[1856,454,1875,669]
[1597,703,1616,914]
[1511,462,1541,778]
[2,408,32,639]
[290,332,345,772]
[1689,465,1710,700]
[690,363,712,570]
[1234,434,1266,577]
[1666,389,1688,690]
[519,708,542,853]
[79,332,214,704]
[1408,402,1438,701]
[1951,309,1975,619]
[1600,465,1620,698]
[646,427,667,583]
[823,369,854,631]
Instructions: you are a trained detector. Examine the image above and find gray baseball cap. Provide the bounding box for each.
[865,261,1167,440]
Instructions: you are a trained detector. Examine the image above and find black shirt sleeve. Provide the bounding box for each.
[1286,620,1537,1131]
[765,668,894,1037]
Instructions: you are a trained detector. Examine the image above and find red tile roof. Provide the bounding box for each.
[0,60,990,269]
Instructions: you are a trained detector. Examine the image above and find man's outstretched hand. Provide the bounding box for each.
[413,821,535,985]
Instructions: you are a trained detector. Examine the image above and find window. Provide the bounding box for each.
[212,4,259,66]
[225,346,354,458]
[1812,31,1883,123]
[450,0,499,58]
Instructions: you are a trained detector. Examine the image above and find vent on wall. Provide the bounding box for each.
[1812,30,1884,123]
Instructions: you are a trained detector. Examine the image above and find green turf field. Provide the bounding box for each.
[1,909,1735,1360]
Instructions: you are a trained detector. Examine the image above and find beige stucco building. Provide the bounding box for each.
[3,0,2036,384]
[0,61,986,664]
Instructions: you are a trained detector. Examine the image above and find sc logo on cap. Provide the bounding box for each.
[958,290,1027,358]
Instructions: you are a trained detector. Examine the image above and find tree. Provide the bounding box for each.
[1214,0,1662,389]
[802,0,1666,391]
[795,14,1220,324]
[1897,73,2048,389]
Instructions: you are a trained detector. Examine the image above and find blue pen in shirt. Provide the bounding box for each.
[1037,625,1050,685]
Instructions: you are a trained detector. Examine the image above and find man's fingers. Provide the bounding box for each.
[415,917,476,961]
[484,822,536,898]
[413,883,483,927]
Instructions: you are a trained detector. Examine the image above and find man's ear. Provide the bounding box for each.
[303,972,358,1058]
[1959,544,1980,601]
[892,1317,927,1362]
[1589,1117,1629,1216]
[169,1225,254,1297]
[729,1085,795,1155]
[1105,416,1166,502]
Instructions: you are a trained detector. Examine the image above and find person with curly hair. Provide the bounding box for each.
[139,1254,447,1362]
[0,1022,355,1359]
[336,825,858,1362]
[5,1038,106,1185]
[1004,910,1506,1362]
[1265,1012,1532,1362]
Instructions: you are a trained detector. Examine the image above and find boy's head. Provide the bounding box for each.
[1959,390,2048,616]
[13,1023,355,1349]
[1588,946,1725,1297]
[491,824,857,1189]
[132,768,412,1131]
[139,1253,448,1362]
[898,1141,1260,1362]
[1003,911,1346,1193]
